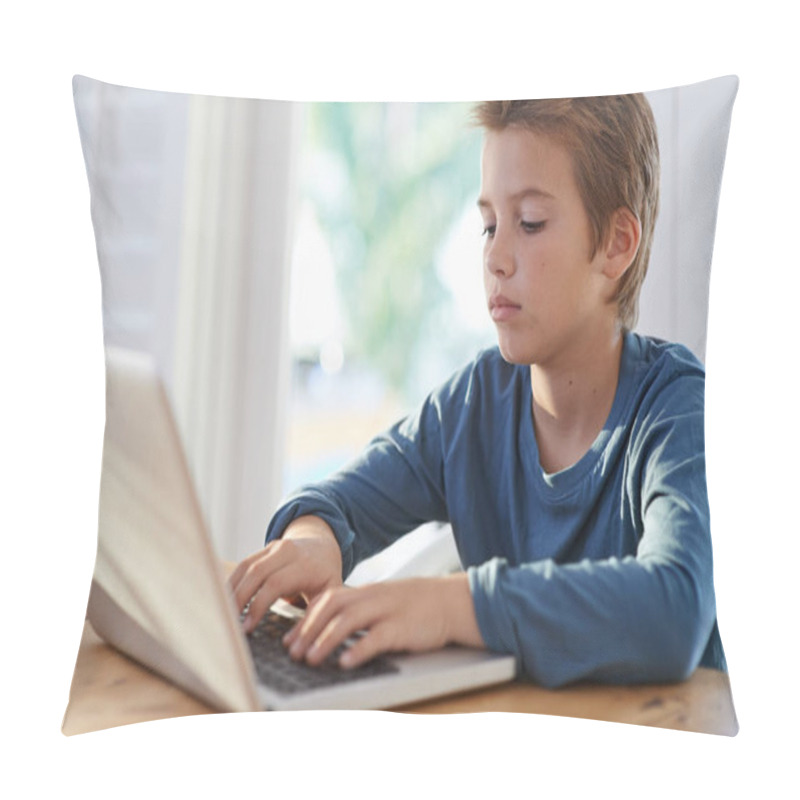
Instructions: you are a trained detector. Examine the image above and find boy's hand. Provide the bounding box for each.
[228,516,343,633]
[282,573,485,668]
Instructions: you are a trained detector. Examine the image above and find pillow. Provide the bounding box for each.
[65,74,738,732]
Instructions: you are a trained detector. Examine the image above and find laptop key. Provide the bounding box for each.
[247,610,399,695]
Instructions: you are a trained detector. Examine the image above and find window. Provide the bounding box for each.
[285,102,495,493]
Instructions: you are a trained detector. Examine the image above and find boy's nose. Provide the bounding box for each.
[485,229,516,278]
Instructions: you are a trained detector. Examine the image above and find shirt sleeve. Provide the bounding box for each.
[265,390,450,579]
[467,371,718,687]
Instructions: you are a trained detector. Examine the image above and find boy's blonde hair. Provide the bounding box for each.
[473,95,660,330]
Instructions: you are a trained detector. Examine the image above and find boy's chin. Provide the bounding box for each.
[496,338,536,366]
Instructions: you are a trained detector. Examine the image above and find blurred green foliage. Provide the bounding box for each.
[301,101,483,398]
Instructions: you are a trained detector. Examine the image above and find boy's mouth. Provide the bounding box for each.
[489,294,522,322]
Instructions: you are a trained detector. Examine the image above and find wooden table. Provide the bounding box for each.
[62,620,738,737]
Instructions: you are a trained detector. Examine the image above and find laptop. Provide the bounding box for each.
[87,346,517,712]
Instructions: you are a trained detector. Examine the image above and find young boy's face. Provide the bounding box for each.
[478,126,614,367]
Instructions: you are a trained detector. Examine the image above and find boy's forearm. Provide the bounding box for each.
[282,514,339,546]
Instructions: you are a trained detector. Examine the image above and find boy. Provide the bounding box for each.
[229,94,725,688]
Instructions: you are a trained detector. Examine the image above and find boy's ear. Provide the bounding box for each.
[602,207,641,281]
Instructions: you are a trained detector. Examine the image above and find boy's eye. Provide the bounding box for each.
[482,220,545,238]
[521,220,546,233]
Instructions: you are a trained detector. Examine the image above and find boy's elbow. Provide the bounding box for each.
[650,638,700,683]
[603,598,712,685]
[637,593,712,683]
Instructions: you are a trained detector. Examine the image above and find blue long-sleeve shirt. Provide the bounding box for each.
[266,332,726,687]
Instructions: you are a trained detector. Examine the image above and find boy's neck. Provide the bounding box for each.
[530,324,625,474]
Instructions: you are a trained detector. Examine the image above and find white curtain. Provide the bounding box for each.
[170,95,301,562]
[639,81,736,362]
[74,77,301,563]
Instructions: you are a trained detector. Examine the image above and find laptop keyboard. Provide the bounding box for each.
[247,610,399,695]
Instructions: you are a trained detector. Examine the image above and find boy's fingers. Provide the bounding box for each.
[285,589,343,660]
[338,623,395,669]
[292,589,372,665]
[229,545,278,605]
[232,541,304,612]
[227,550,261,594]
[239,566,287,632]
[240,561,310,632]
